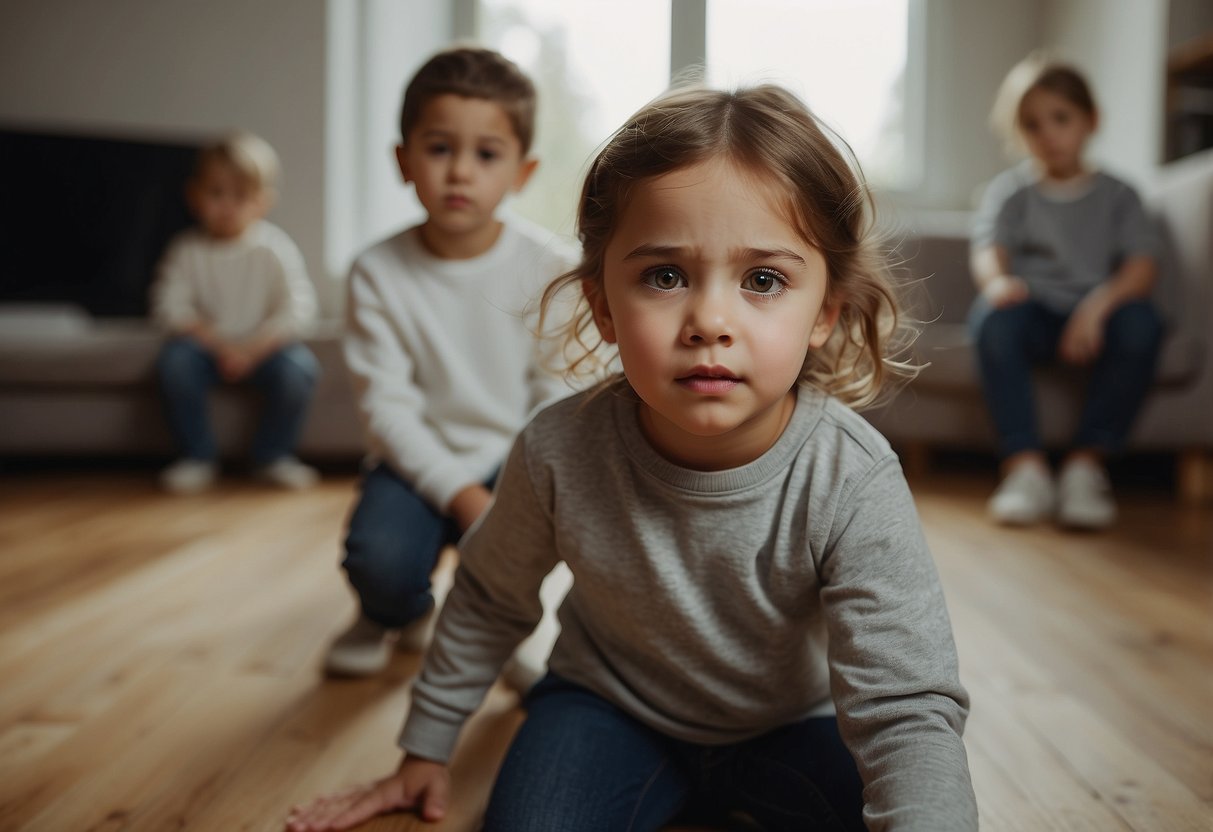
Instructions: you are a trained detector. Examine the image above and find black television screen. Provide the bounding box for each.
[0,127,199,317]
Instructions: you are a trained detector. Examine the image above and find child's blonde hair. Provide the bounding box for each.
[193,131,281,193]
[990,51,1098,157]
[542,83,916,410]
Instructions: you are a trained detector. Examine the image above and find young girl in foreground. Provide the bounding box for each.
[289,84,977,832]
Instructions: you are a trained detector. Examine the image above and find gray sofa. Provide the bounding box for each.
[864,148,1213,503]
[0,125,365,465]
[0,311,364,461]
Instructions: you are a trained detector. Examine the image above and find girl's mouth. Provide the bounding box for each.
[677,366,740,394]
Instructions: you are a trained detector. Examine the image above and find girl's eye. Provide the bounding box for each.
[742,269,786,295]
[427,144,450,156]
[478,149,499,162]
[642,266,685,291]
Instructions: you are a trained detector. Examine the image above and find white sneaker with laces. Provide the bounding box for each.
[160,459,218,495]
[988,463,1056,526]
[1057,458,1117,530]
[323,614,394,677]
[256,456,319,490]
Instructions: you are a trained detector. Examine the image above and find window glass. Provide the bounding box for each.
[481,0,671,234]
[706,0,909,188]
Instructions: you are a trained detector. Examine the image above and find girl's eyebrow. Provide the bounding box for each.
[624,244,807,266]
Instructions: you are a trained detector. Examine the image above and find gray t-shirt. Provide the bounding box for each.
[972,162,1155,313]
[402,383,977,831]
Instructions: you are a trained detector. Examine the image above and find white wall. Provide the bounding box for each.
[0,0,334,305]
[914,0,1045,210]
[326,0,454,285]
[1042,0,1169,188]
[0,0,453,317]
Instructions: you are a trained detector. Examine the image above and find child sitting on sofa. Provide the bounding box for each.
[151,131,320,494]
[969,54,1162,529]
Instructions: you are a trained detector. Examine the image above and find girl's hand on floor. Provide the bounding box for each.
[285,757,450,831]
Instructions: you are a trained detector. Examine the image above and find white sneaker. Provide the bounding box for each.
[1057,458,1117,530]
[255,456,319,490]
[160,459,218,495]
[323,615,394,677]
[988,463,1056,525]
[396,604,439,654]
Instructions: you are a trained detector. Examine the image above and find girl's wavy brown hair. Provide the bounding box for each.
[541,83,918,409]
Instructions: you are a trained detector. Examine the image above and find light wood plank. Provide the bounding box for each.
[0,465,1209,831]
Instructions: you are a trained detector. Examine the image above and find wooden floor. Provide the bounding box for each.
[0,462,1209,831]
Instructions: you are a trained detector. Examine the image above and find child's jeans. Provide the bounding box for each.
[969,297,1163,458]
[341,463,495,630]
[484,674,866,832]
[155,336,319,464]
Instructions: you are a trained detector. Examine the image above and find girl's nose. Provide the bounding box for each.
[682,291,734,346]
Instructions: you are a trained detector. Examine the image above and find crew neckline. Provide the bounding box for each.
[402,223,516,277]
[611,384,823,494]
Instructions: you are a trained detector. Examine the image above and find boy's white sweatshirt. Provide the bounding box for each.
[343,219,577,512]
[151,221,316,341]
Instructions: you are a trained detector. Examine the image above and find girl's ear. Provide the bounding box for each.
[583,277,616,344]
[808,296,842,348]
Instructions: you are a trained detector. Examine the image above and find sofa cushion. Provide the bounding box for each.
[0,316,162,386]
[0,309,348,388]
[909,321,1203,392]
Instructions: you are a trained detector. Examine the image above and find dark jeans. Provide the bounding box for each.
[969,298,1163,458]
[155,336,318,464]
[341,463,495,629]
[484,674,866,832]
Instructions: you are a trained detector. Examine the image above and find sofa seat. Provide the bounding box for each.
[864,148,1213,503]
[0,305,365,460]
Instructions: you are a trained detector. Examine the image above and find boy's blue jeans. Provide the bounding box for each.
[484,674,866,832]
[155,336,319,464]
[969,298,1163,459]
[341,463,495,629]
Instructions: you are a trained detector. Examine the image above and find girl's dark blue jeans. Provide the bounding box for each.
[484,674,866,832]
[969,297,1163,458]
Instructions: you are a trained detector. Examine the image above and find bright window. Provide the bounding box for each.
[479,0,671,235]
[706,0,912,188]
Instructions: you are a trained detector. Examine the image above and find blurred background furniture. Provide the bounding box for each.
[0,127,363,462]
[864,147,1213,504]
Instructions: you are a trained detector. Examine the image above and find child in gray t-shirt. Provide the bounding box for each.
[290,83,976,832]
[969,55,1161,530]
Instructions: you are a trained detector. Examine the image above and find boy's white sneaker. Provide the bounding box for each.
[988,463,1056,526]
[323,615,394,677]
[256,456,320,490]
[1057,458,1117,530]
[160,459,219,495]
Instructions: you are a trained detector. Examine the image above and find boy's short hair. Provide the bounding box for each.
[399,47,537,154]
[194,131,281,192]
